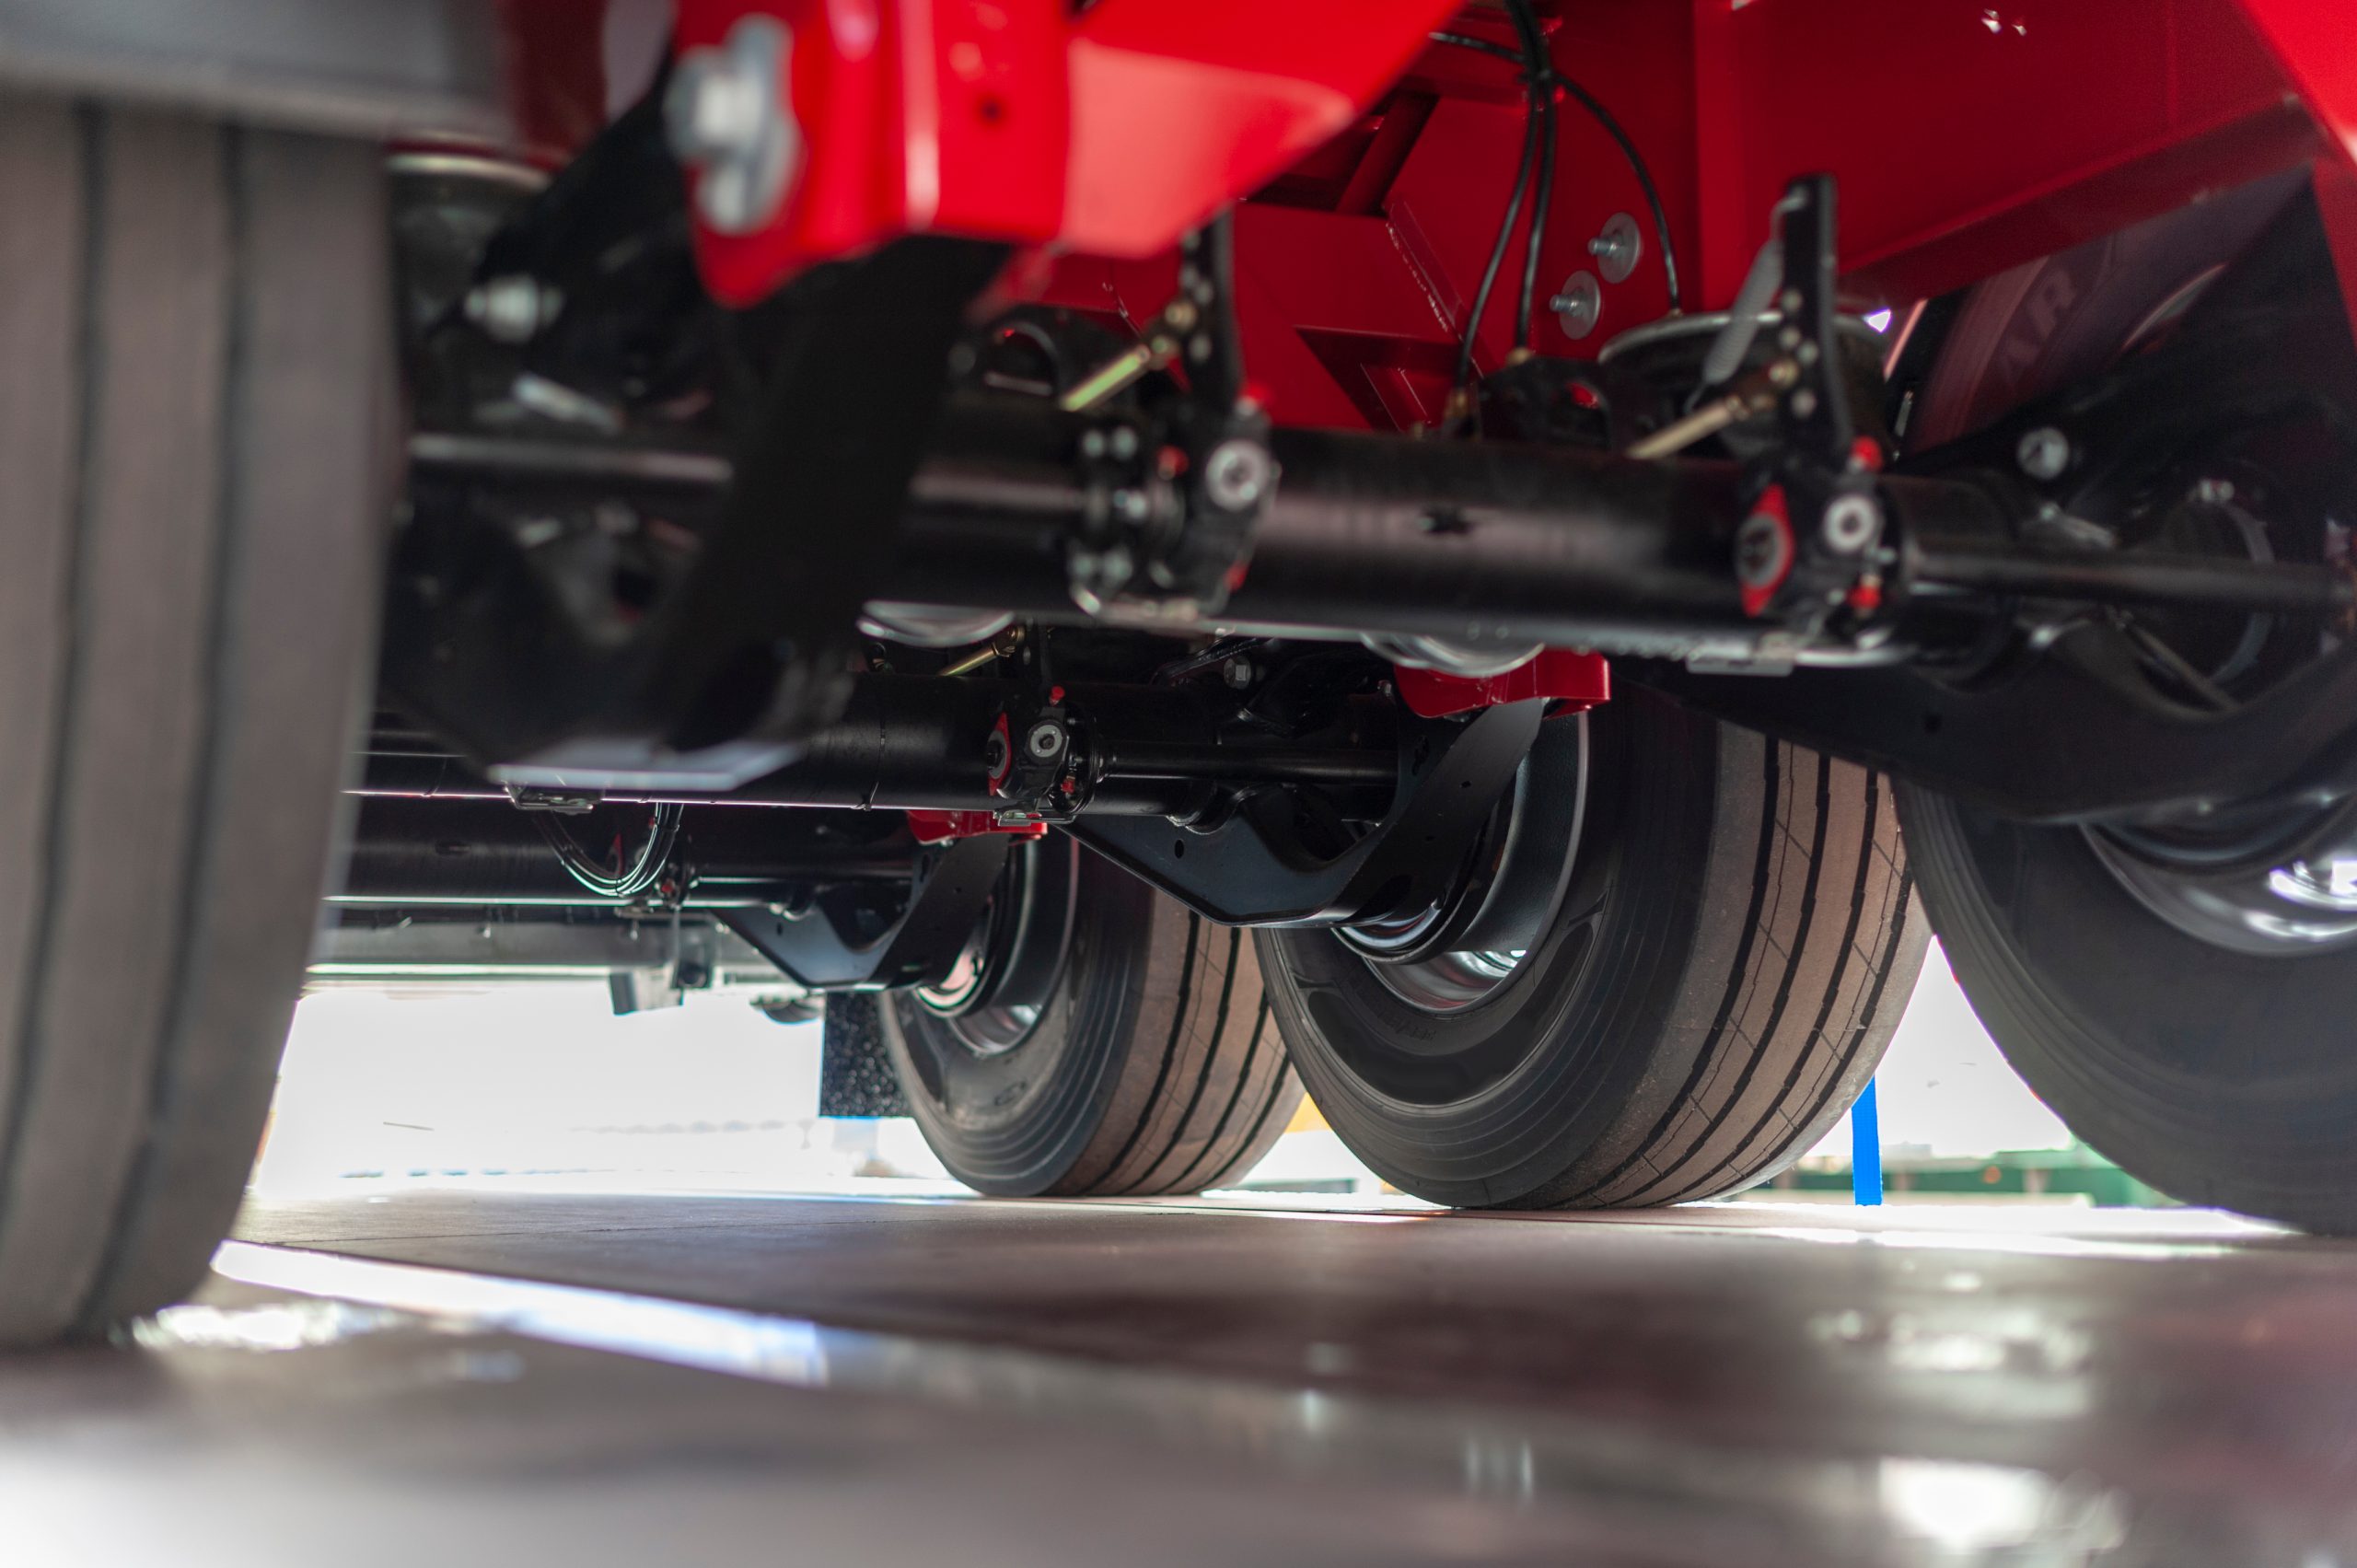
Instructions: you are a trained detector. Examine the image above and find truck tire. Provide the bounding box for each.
[1259,695,1926,1208]
[0,100,388,1343]
[1897,178,2357,1230]
[880,838,1302,1196]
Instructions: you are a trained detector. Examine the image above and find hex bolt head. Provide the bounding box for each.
[665,17,799,236]
[1203,439,1275,512]
[464,275,560,344]
[1822,493,1883,554]
[1025,719,1066,761]
[2016,426,2072,482]
[1222,656,1255,690]
[984,727,1011,779]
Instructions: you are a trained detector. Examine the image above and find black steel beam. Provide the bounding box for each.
[336,796,915,907]
[357,678,1400,815]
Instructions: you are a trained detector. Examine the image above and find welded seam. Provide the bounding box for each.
[0,110,105,1325]
[76,123,247,1330]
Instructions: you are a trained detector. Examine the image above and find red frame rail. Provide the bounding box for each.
[503,0,2357,425]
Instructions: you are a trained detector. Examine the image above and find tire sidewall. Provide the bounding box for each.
[882,845,1155,1194]
[1262,694,1738,1206]
[1899,784,2357,1227]
[1900,175,2357,1227]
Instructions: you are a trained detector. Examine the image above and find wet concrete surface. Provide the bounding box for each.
[5,1190,2356,1566]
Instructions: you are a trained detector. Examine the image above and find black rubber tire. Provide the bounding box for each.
[1897,176,2357,1231]
[0,102,388,1343]
[882,847,1302,1196]
[1899,789,2357,1231]
[1260,695,1926,1209]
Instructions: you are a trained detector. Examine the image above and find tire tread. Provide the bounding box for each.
[1594,749,1917,1207]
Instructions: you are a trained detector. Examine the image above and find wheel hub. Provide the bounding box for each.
[1341,716,1586,1011]
[914,836,1078,1051]
[2086,797,2357,956]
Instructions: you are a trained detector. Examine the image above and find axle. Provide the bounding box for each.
[412,399,2351,675]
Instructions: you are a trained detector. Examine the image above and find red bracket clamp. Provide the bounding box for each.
[1736,483,1796,619]
[1392,649,1610,719]
[908,809,1050,844]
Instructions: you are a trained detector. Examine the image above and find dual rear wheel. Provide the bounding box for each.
[874,693,1926,1211]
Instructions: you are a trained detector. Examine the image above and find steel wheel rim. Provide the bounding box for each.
[915,837,1078,1052]
[1346,714,1586,1015]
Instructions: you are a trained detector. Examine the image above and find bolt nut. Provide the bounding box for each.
[1821,493,1883,554]
[1222,656,1255,690]
[1550,271,1603,339]
[1025,719,1066,761]
[666,17,799,235]
[1202,439,1275,512]
[1736,509,1794,592]
[1587,213,1643,285]
[2192,477,2238,505]
[984,727,1011,778]
[2016,426,2072,482]
[464,275,562,344]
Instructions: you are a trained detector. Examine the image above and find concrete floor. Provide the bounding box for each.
[6,1190,2356,1566]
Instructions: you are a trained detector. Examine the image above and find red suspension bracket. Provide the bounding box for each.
[907,809,1049,844]
[1392,650,1610,720]
[669,0,1460,305]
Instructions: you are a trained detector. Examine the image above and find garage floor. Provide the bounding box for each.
[6,1190,2355,1566]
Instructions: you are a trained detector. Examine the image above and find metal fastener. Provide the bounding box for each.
[2016,426,2072,482]
[1025,720,1066,761]
[1822,493,1883,553]
[1587,213,1642,284]
[464,275,563,344]
[1222,656,1255,690]
[1550,272,1603,339]
[1203,439,1275,511]
[666,16,799,235]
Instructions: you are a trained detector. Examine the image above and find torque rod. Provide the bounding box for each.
[1909,540,2356,616]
